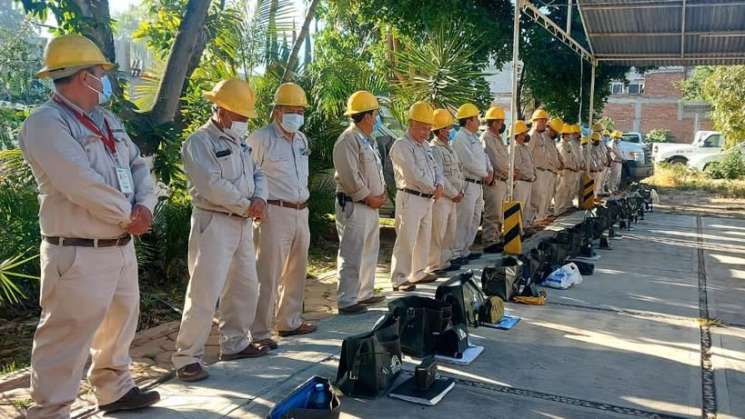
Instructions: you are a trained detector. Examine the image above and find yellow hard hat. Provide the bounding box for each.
[455,103,480,120]
[204,79,258,118]
[591,132,601,142]
[484,106,506,121]
[561,123,574,135]
[530,109,549,121]
[431,108,454,131]
[592,122,603,131]
[548,117,564,133]
[612,130,623,139]
[581,136,590,145]
[512,120,529,137]
[602,129,610,136]
[273,82,309,107]
[408,101,435,125]
[345,90,379,116]
[36,34,114,79]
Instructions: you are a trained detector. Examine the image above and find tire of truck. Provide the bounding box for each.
[667,156,688,166]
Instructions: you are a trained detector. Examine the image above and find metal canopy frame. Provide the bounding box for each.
[506,0,745,200]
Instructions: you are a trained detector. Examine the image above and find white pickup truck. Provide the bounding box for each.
[652,131,727,170]
[613,132,654,181]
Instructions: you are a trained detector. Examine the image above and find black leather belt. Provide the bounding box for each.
[43,235,131,247]
[398,188,433,199]
[336,193,365,205]
[464,177,483,185]
[267,199,308,209]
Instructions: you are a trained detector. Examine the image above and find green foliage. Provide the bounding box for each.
[646,129,673,143]
[241,0,298,75]
[0,14,47,104]
[680,66,714,101]
[705,149,745,180]
[700,66,745,147]
[0,107,30,149]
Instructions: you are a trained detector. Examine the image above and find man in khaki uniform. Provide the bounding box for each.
[554,123,581,215]
[333,91,387,315]
[390,101,444,292]
[590,133,609,197]
[173,79,269,383]
[249,82,316,344]
[527,110,561,224]
[607,130,624,194]
[20,35,159,418]
[544,118,563,218]
[481,106,509,253]
[427,109,464,273]
[575,133,590,205]
[512,120,536,222]
[452,103,493,260]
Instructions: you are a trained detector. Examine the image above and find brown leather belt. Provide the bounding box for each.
[267,199,308,210]
[43,235,131,247]
[201,208,249,220]
[398,188,433,199]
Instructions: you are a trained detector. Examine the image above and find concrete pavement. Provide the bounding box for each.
[86,210,745,419]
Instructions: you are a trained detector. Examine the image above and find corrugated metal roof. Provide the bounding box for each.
[576,0,745,65]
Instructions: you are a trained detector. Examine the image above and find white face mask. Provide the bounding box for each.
[281,113,304,133]
[226,121,248,139]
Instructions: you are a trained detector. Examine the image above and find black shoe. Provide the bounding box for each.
[254,338,279,350]
[98,387,160,413]
[393,281,416,292]
[466,252,482,260]
[176,362,209,382]
[339,303,368,314]
[483,243,504,253]
[220,343,270,360]
[359,295,386,305]
[451,257,468,265]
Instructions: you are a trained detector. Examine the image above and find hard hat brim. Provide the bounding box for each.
[36,61,115,79]
[344,105,379,116]
[204,91,258,118]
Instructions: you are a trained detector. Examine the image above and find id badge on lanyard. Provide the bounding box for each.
[115,166,134,194]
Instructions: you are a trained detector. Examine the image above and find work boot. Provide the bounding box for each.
[176,362,209,382]
[483,243,504,254]
[393,281,416,292]
[220,342,269,360]
[339,303,367,315]
[359,295,386,305]
[279,322,317,337]
[254,338,279,350]
[98,387,160,413]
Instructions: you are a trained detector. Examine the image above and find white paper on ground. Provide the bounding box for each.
[435,345,484,366]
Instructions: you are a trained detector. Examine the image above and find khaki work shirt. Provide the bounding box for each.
[557,140,580,171]
[333,125,385,201]
[18,94,156,239]
[572,141,587,171]
[247,121,310,203]
[430,137,464,199]
[390,133,442,194]
[452,128,492,180]
[481,130,509,180]
[182,120,267,216]
[590,143,608,171]
[514,142,536,182]
[610,140,624,163]
[529,129,561,173]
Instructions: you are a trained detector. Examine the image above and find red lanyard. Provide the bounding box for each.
[53,95,117,155]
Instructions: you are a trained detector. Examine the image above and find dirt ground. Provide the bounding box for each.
[653,187,745,218]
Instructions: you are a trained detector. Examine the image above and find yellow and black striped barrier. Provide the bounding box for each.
[581,174,595,209]
[502,200,522,255]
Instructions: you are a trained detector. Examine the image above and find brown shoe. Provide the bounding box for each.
[359,295,386,305]
[176,363,209,382]
[278,322,317,337]
[254,338,278,350]
[220,343,269,361]
[339,303,367,315]
[98,387,160,413]
[393,281,416,292]
[416,273,438,284]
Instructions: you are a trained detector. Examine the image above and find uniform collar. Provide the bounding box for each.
[405,133,426,147]
[432,137,451,149]
[351,124,373,142]
[271,120,298,142]
[205,119,240,144]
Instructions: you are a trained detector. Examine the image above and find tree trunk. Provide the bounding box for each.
[149,0,213,125]
[281,0,320,82]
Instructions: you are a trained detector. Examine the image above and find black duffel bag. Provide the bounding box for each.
[335,313,403,398]
[435,271,485,331]
[481,256,522,301]
[387,296,453,358]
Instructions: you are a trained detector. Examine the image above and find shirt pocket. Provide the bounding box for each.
[295,142,310,186]
[78,134,118,187]
[216,149,241,182]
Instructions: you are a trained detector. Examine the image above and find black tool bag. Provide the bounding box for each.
[335,314,403,398]
[481,256,522,301]
[387,296,453,358]
[569,259,595,275]
[435,271,485,331]
[436,324,469,358]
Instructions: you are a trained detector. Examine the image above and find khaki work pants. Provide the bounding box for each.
[546,171,558,217]
[253,204,310,339]
[513,180,533,227]
[28,241,139,419]
[391,192,433,286]
[335,201,379,309]
[530,169,557,223]
[608,162,622,193]
[454,181,483,258]
[172,209,259,369]
[482,179,507,245]
[591,171,603,197]
[428,197,458,271]
[554,170,579,216]
[595,168,608,196]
